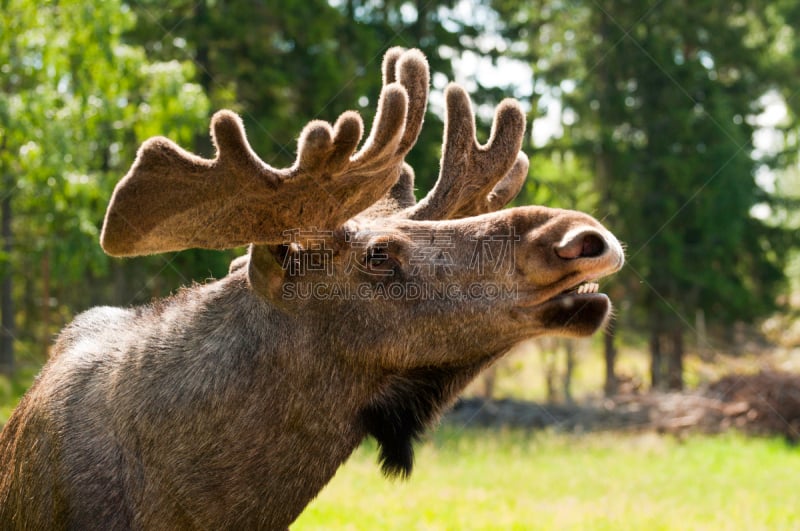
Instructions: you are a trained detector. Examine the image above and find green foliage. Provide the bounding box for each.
[1,0,209,364]
[495,0,800,349]
[522,150,599,211]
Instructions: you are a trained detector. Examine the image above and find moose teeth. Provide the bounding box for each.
[576,282,599,294]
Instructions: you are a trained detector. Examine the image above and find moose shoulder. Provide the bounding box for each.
[0,48,623,529]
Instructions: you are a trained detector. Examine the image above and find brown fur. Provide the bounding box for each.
[0,49,624,529]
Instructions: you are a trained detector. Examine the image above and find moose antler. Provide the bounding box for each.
[101,48,429,257]
[402,83,528,221]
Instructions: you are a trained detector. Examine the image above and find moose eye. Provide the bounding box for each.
[365,246,391,269]
[361,235,409,277]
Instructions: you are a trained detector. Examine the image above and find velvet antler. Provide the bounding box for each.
[402,84,528,221]
[101,48,429,257]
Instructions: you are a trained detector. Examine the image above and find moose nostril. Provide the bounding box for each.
[581,233,605,258]
[556,232,607,260]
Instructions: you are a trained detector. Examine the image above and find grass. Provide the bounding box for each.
[3,351,799,529]
[293,428,800,530]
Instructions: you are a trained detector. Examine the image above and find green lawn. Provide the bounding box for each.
[293,428,800,530]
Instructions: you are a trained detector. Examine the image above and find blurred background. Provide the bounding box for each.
[2,1,800,528]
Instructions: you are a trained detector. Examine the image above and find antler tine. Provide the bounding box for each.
[358,47,429,218]
[382,47,404,85]
[355,48,429,169]
[394,49,429,156]
[486,153,529,213]
[403,83,528,221]
[101,49,433,257]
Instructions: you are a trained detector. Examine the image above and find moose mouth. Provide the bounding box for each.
[559,281,600,296]
[516,279,606,308]
[550,280,609,307]
[532,280,612,336]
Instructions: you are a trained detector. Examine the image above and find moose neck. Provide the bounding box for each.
[144,268,503,528]
[121,270,381,528]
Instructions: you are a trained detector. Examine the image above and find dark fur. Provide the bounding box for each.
[362,360,492,477]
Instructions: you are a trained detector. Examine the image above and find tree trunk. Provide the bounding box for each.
[595,11,619,398]
[695,308,707,353]
[479,364,496,399]
[41,249,51,359]
[649,327,662,391]
[113,261,127,307]
[603,328,617,396]
[192,0,214,157]
[666,328,684,390]
[22,256,36,341]
[0,178,14,375]
[193,1,212,95]
[541,346,558,403]
[413,0,428,43]
[563,339,575,404]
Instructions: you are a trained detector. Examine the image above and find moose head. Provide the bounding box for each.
[0,49,623,529]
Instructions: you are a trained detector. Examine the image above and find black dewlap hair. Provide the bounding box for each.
[360,363,485,477]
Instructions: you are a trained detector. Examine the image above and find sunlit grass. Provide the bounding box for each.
[3,356,799,530]
[293,428,800,530]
